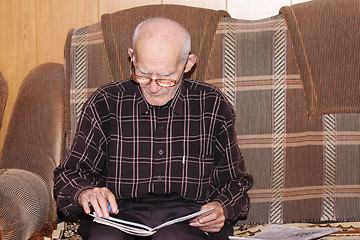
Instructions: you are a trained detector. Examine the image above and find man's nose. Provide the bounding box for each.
[148,78,162,93]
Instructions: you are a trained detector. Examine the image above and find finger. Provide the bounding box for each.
[88,195,103,217]
[83,190,105,217]
[80,198,92,214]
[190,217,217,228]
[198,221,224,233]
[197,211,218,224]
[78,190,93,214]
[191,214,225,231]
[190,219,223,233]
[200,225,223,233]
[99,197,111,218]
[104,189,118,214]
[93,193,113,218]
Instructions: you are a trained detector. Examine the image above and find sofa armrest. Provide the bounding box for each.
[0,63,65,239]
[0,169,53,240]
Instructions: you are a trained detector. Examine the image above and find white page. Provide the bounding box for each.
[90,207,215,236]
[229,224,339,240]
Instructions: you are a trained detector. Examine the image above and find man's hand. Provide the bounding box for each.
[78,187,118,218]
[189,201,225,232]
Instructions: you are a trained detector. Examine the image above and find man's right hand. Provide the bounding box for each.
[78,187,118,218]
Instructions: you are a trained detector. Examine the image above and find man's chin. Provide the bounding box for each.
[144,92,172,106]
[148,99,168,106]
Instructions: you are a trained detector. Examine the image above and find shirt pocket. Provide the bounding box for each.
[186,154,214,183]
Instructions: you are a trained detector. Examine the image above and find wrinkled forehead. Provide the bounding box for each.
[134,19,186,52]
[134,40,183,73]
[137,18,186,39]
[134,38,184,69]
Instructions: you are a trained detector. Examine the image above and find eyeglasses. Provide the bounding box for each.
[130,59,186,87]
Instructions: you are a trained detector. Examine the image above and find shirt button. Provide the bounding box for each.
[158,124,164,129]
[158,149,164,155]
[157,175,163,180]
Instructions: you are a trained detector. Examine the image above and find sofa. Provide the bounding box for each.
[0,0,359,239]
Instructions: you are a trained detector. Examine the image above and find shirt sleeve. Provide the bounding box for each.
[54,94,109,216]
[208,100,254,222]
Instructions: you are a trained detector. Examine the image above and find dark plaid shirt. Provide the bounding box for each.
[54,78,253,221]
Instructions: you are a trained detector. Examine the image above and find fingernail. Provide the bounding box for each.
[108,204,111,212]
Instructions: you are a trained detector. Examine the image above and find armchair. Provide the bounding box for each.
[0,63,65,239]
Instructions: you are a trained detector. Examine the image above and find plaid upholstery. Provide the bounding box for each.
[210,15,360,225]
[65,22,112,145]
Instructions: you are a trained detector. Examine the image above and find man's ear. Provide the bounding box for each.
[184,53,197,73]
[128,48,134,59]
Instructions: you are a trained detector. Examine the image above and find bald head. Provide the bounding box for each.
[132,18,191,64]
[127,17,197,106]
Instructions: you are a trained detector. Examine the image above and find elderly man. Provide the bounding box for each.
[54,17,253,240]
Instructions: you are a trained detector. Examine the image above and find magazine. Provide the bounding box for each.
[229,224,339,240]
[90,207,214,236]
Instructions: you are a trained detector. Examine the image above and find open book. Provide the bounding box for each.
[90,207,214,236]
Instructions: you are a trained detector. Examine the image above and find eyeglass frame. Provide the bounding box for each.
[130,58,188,87]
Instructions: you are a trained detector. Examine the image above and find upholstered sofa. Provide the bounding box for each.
[0,0,359,239]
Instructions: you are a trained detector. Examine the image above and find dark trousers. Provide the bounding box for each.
[78,193,233,240]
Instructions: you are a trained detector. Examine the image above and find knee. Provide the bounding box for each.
[86,230,133,240]
[152,224,209,240]
[78,220,134,240]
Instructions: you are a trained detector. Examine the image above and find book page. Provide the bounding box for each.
[92,216,155,236]
[154,207,215,230]
[90,207,215,236]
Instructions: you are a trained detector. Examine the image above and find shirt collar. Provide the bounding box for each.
[136,80,186,116]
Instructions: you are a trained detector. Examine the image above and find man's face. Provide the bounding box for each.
[130,38,185,106]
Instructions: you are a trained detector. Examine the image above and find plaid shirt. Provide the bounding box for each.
[54,78,253,221]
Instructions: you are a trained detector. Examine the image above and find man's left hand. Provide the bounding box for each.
[189,201,225,232]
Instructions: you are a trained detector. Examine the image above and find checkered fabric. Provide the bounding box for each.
[211,15,360,225]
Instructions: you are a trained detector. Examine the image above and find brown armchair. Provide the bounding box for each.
[0,5,229,239]
[0,63,65,239]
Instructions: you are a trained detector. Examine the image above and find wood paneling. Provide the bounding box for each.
[0,0,37,149]
[99,0,162,15]
[162,0,226,10]
[36,0,99,64]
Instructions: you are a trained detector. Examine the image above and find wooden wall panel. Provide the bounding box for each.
[0,0,37,149]
[227,0,290,19]
[36,0,99,64]
[162,0,226,10]
[99,0,162,16]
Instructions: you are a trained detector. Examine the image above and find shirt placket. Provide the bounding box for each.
[152,107,168,193]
